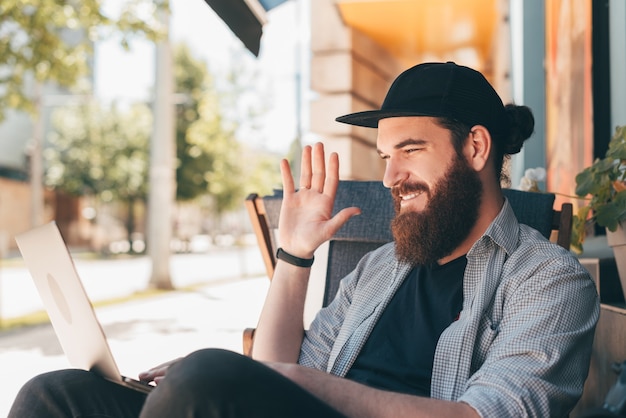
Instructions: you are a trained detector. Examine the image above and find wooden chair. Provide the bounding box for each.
[243,181,574,356]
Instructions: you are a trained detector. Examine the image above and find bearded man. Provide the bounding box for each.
[10,62,599,418]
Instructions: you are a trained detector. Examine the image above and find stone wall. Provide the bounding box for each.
[309,0,403,181]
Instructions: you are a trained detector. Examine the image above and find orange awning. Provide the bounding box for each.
[336,0,499,69]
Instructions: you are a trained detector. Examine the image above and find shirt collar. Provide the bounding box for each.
[469,198,520,258]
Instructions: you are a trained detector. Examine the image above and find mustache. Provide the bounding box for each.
[391,182,430,200]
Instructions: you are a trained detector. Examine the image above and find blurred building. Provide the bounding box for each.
[0,79,87,252]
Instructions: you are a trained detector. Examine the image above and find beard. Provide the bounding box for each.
[390,154,483,265]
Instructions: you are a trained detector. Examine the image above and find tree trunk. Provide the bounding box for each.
[126,197,136,253]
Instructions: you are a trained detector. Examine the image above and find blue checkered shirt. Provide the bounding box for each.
[298,199,599,417]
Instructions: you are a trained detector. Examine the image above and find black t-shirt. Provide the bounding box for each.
[345,256,466,396]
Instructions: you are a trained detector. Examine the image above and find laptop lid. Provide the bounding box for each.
[15,221,127,384]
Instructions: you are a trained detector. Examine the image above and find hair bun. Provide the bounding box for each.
[503,104,534,154]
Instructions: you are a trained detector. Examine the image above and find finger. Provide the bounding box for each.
[299,145,312,190]
[138,367,158,380]
[138,365,164,381]
[280,158,295,194]
[138,370,155,381]
[138,358,179,380]
[311,142,326,193]
[323,152,340,198]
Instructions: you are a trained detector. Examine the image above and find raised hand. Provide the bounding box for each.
[277,142,361,259]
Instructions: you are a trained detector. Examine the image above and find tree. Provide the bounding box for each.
[173,43,215,202]
[186,103,242,216]
[240,147,282,197]
[45,102,151,250]
[173,44,282,228]
[44,41,283,259]
[0,0,165,121]
[173,44,244,215]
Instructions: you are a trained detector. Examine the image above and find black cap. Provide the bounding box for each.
[335,62,508,134]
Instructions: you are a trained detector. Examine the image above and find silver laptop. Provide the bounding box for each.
[15,221,154,394]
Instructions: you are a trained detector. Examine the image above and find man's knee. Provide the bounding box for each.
[9,370,93,417]
[17,369,88,398]
[159,348,255,398]
[141,349,262,416]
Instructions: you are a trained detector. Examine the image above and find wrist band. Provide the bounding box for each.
[276,248,314,268]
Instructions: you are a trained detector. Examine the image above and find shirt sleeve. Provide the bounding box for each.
[459,253,600,418]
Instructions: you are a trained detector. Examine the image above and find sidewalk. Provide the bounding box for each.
[0,245,266,320]
[0,247,270,417]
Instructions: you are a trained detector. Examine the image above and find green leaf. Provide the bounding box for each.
[575,167,595,196]
[0,0,166,121]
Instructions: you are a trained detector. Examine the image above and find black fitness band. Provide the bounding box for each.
[276,248,315,268]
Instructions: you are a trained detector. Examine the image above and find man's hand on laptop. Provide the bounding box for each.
[138,357,182,385]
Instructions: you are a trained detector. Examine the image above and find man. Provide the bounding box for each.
[10,62,599,417]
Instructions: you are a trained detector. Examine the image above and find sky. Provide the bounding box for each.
[94,0,311,154]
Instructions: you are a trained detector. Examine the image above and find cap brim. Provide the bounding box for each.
[335,110,437,128]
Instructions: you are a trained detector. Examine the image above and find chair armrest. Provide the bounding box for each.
[243,327,256,357]
[555,202,573,250]
[245,194,276,280]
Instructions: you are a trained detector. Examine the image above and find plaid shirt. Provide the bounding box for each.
[299,199,599,417]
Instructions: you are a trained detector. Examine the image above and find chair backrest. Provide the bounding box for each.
[317,181,395,307]
[502,188,573,249]
[246,181,573,307]
[246,181,393,307]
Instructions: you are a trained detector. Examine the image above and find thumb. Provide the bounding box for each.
[324,207,361,237]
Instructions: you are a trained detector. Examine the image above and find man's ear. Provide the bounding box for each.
[464,125,492,171]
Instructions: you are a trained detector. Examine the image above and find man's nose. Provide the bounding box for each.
[382,159,407,189]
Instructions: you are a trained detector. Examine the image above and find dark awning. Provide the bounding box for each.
[202,0,289,57]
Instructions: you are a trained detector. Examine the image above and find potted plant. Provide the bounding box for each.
[572,125,626,283]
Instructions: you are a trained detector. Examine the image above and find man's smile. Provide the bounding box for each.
[400,191,424,201]
[398,190,429,212]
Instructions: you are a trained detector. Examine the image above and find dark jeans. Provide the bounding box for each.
[9,348,347,417]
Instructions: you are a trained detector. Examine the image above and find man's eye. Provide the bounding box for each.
[405,148,420,154]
